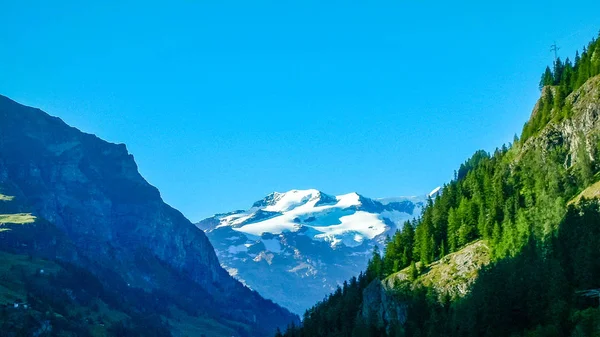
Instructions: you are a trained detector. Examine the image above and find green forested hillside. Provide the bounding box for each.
[280,32,600,337]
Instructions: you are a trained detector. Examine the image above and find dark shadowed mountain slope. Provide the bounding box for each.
[0,95,298,336]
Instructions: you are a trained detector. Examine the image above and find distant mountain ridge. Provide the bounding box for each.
[197,188,435,314]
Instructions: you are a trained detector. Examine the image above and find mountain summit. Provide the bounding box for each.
[197,189,430,314]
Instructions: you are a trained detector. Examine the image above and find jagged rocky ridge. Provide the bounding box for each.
[0,95,298,336]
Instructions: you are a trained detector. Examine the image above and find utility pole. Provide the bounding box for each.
[550,41,560,63]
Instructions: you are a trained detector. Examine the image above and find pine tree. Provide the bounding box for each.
[409,261,418,281]
[367,246,383,281]
[553,57,564,85]
[540,66,554,90]
[439,240,446,258]
[447,208,459,252]
[400,221,415,267]
[492,221,501,248]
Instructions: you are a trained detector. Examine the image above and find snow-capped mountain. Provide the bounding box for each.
[197,188,434,315]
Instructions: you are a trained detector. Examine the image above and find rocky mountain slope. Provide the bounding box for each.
[197,188,436,314]
[0,94,298,336]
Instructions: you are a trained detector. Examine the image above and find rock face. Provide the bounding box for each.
[522,75,600,167]
[197,189,430,314]
[361,280,408,328]
[0,95,298,335]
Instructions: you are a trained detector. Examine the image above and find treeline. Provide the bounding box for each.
[523,31,600,141]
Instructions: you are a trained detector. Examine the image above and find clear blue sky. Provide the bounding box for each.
[1,1,599,221]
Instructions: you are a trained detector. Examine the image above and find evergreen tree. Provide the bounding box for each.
[409,261,418,281]
[367,246,383,281]
[447,208,459,252]
[540,66,554,90]
[553,57,564,85]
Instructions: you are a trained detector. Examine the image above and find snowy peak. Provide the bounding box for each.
[196,188,432,315]
[264,189,320,212]
[252,189,340,213]
[202,189,428,247]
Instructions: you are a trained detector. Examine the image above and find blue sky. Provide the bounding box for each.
[1,1,599,221]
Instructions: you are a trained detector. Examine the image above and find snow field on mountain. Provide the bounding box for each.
[213,189,427,247]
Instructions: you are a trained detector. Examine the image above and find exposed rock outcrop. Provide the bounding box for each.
[522,75,600,167]
[361,279,408,328]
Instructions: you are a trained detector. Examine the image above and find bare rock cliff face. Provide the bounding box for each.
[361,280,408,328]
[522,75,600,167]
[0,95,298,334]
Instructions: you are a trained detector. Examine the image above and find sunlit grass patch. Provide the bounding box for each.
[0,194,14,201]
[569,180,600,205]
[0,213,36,224]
